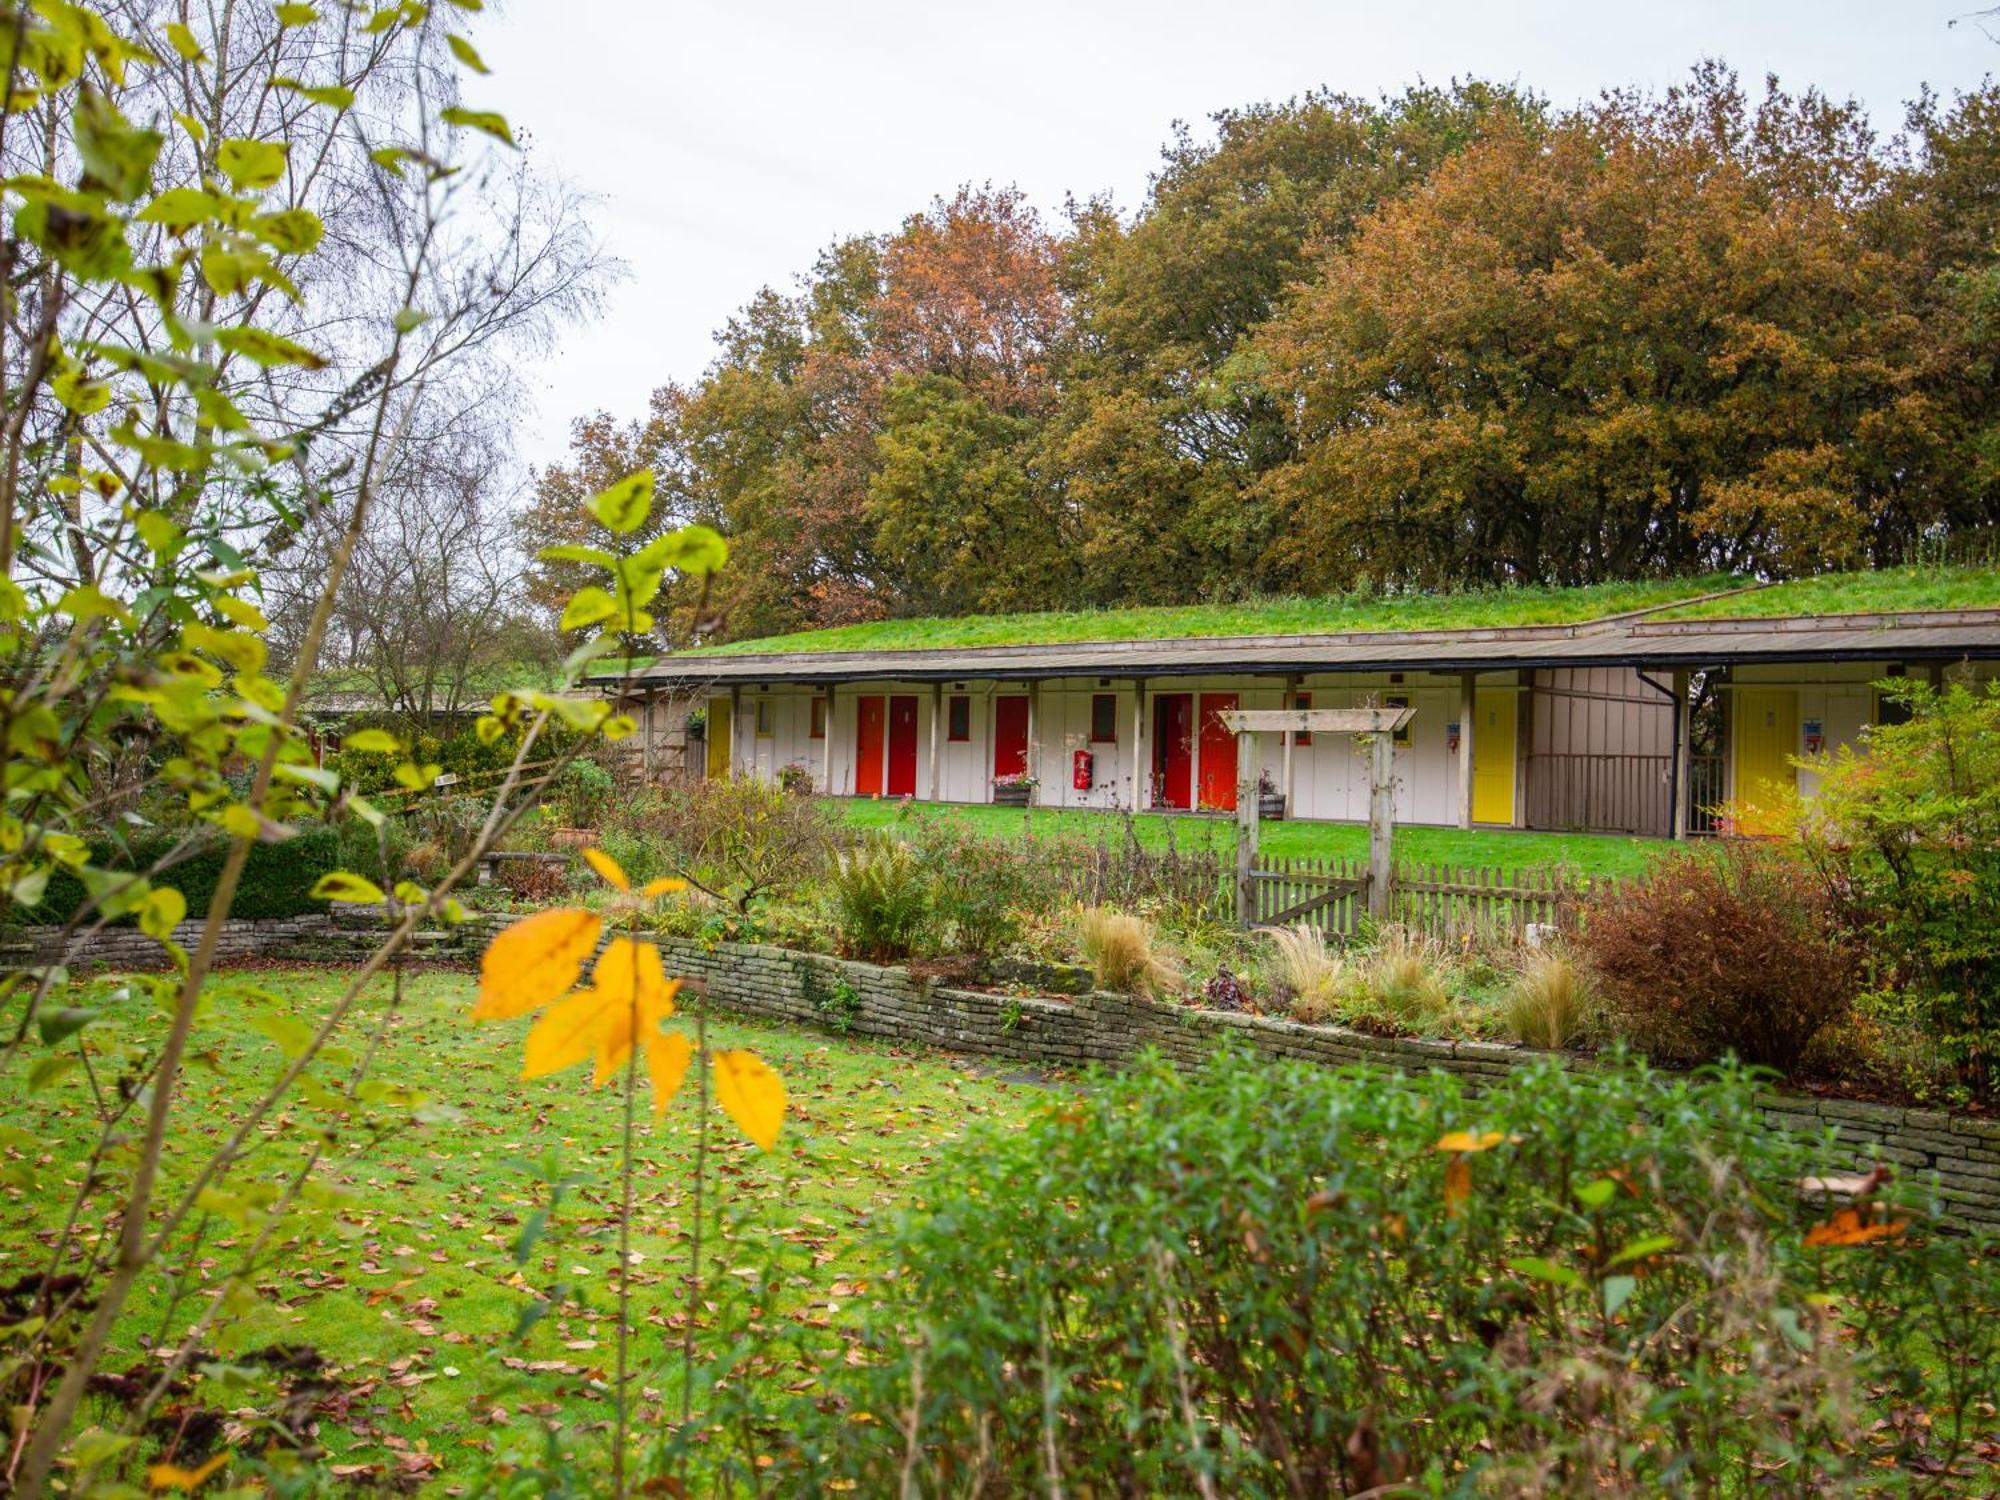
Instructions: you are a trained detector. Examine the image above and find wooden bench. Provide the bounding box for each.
[475,850,570,887]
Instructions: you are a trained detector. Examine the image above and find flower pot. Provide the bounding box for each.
[993,782,1034,808]
[1258,792,1287,821]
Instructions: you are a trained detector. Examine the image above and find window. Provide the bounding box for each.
[1090,692,1118,744]
[947,695,971,742]
[1385,693,1412,745]
[1293,692,1312,746]
[809,696,826,739]
[754,698,774,738]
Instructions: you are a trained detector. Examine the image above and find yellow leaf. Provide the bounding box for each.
[644,1029,694,1115]
[583,846,629,891]
[1434,1130,1506,1154]
[640,876,688,898]
[148,1451,228,1490]
[471,908,602,1020]
[521,988,619,1079]
[1443,1154,1472,1217]
[588,939,680,1085]
[713,1048,785,1151]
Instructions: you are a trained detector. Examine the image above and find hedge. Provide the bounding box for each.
[30,826,344,926]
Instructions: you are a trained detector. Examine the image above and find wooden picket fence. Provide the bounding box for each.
[1247,855,1583,941]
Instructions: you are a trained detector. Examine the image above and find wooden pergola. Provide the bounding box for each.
[1218,705,1416,926]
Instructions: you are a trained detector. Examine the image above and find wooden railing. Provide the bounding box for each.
[1248,856,1585,940]
[1524,752,1672,837]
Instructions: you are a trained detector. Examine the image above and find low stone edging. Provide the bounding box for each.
[1,914,336,970]
[9,913,1998,1231]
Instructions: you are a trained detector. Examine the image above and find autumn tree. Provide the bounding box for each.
[1255,66,1998,588]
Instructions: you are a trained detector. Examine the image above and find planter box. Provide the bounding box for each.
[993,783,1035,808]
[1258,793,1287,821]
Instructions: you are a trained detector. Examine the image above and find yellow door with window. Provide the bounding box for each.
[1732,688,1796,834]
[1472,688,1517,825]
[705,697,732,779]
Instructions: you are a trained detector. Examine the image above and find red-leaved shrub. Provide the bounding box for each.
[1578,840,1855,1072]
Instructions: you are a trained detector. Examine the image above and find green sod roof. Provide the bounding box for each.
[680,575,1750,658]
[1649,565,2000,622]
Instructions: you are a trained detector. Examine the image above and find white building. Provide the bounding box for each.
[607,602,2000,838]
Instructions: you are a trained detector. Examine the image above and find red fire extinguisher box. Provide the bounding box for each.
[1072,749,1093,791]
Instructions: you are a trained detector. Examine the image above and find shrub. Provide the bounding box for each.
[1500,949,1596,1050]
[757,1050,1998,1494]
[1262,921,1344,1022]
[1579,840,1855,1071]
[1077,907,1176,997]
[1800,680,2000,1103]
[831,837,933,962]
[547,757,615,828]
[902,821,1057,958]
[34,827,344,926]
[612,776,838,912]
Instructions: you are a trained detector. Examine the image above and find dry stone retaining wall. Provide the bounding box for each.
[11,916,1999,1231]
[2,914,335,970]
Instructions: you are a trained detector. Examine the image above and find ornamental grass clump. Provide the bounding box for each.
[1263,921,1346,1024]
[1349,924,1454,1030]
[1078,907,1177,997]
[1501,949,1598,1050]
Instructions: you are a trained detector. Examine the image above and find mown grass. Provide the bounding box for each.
[0,967,1036,1491]
[680,576,1745,657]
[1654,564,2000,620]
[829,798,1671,879]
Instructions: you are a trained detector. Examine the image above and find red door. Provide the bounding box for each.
[1153,693,1193,810]
[855,695,885,795]
[993,694,1029,780]
[1198,693,1239,811]
[887,695,919,797]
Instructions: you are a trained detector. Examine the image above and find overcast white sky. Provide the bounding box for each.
[475,0,1993,471]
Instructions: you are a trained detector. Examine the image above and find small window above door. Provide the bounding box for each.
[1090,693,1118,744]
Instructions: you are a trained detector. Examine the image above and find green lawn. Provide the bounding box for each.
[830,799,1672,879]
[1653,564,2000,620]
[681,575,1744,657]
[1,967,1037,1491]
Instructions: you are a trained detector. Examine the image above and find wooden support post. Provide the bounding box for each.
[1457,671,1476,830]
[1131,679,1146,810]
[929,681,943,803]
[821,684,836,795]
[1026,681,1040,800]
[1368,730,1395,920]
[640,690,655,781]
[1670,669,1691,840]
[1281,673,1298,818]
[1235,729,1259,926]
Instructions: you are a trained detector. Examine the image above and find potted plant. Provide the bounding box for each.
[992,770,1037,808]
[684,706,706,740]
[1257,769,1286,821]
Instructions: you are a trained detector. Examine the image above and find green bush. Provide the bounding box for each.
[1802,680,2000,1104]
[830,836,932,962]
[34,826,344,926]
[745,1051,1996,1494]
[902,820,1053,957]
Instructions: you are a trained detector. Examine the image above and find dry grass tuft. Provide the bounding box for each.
[1263,922,1346,1024]
[1078,908,1178,998]
[1500,949,1597,1050]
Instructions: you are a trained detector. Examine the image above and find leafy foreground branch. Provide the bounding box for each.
[694,1051,1999,1497]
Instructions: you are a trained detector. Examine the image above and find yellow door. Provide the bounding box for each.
[1471,687,1517,825]
[1732,688,1796,835]
[705,696,732,779]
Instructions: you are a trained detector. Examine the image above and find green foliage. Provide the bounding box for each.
[1802,681,2000,1103]
[547,757,615,828]
[34,828,342,926]
[830,837,934,962]
[763,1050,1999,1493]
[1580,840,1856,1071]
[607,777,840,913]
